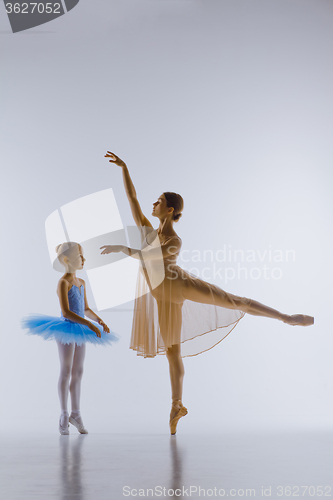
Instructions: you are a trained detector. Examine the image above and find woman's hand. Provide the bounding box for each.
[88,322,101,338]
[98,319,110,333]
[100,245,124,255]
[104,151,126,168]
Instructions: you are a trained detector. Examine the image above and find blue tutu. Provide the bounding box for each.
[21,314,118,346]
[21,284,119,347]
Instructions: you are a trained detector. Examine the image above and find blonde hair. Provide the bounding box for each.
[55,242,80,267]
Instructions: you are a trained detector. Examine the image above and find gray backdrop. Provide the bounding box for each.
[0,0,332,433]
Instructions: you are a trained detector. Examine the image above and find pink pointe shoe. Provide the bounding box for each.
[59,415,69,436]
[283,314,314,326]
[169,400,188,435]
[69,415,88,434]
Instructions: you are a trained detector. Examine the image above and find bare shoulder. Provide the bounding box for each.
[57,278,70,295]
[170,233,182,241]
[170,235,182,250]
[164,234,182,246]
[78,278,86,287]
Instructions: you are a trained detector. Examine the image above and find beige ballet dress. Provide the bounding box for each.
[130,226,252,358]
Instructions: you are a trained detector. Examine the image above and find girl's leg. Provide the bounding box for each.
[69,343,86,425]
[57,341,75,427]
[181,276,313,325]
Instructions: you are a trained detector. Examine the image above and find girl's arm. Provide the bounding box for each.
[80,279,110,333]
[105,151,153,229]
[57,280,101,337]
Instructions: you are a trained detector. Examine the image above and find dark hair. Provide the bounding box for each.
[163,192,184,222]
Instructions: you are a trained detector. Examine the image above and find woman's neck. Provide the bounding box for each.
[158,218,174,235]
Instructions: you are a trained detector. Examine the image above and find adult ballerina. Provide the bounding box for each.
[101,151,314,435]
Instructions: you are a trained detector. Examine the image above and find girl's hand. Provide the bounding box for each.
[98,319,110,333]
[100,245,124,255]
[88,322,101,338]
[104,151,126,168]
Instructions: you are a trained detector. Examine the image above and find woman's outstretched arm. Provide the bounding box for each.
[105,151,152,228]
[101,237,181,261]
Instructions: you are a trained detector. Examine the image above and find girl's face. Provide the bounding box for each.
[67,244,86,271]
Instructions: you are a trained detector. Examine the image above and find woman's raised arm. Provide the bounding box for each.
[105,151,152,228]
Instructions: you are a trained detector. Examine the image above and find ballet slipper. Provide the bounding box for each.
[283,314,314,326]
[169,399,188,435]
[69,415,88,434]
[59,417,69,436]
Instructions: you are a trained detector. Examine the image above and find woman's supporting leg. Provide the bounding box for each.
[166,343,184,404]
[57,341,75,427]
[166,342,188,435]
[156,298,188,432]
[69,343,86,425]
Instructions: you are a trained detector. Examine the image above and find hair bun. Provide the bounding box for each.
[163,192,184,223]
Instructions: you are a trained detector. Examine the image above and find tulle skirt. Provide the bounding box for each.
[130,263,252,358]
[21,314,119,346]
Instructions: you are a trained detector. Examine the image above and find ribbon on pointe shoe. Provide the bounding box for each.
[59,418,69,435]
[69,415,88,434]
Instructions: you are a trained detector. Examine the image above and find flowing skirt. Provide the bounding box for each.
[130,263,252,358]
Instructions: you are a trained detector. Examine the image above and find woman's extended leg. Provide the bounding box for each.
[57,341,75,428]
[181,275,314,325]
[69,344,86,426]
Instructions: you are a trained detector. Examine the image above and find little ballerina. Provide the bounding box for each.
[22,242,118,435]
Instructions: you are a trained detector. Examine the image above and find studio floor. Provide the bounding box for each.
[1,429,332,500]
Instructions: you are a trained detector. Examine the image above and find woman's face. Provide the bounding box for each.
[152,194,173,219]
